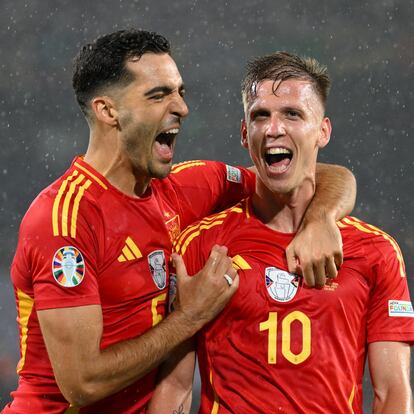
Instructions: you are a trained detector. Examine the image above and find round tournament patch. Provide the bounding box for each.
[265,267,299,302]
[52,246,85,287]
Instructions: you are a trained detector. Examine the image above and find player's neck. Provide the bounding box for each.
[84,129,151,198]
[252,179,315,233]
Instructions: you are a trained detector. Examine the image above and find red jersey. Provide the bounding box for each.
[3,158,255,414]
[174,198,414,414]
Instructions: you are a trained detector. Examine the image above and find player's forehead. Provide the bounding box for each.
[248,78,323,113]
[125,53,184,91]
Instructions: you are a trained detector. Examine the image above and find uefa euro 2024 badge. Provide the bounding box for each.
[52,246,85,287]
[265,267,300,302]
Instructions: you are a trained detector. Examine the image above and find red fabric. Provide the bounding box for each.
[4,157,255,414]
[178,198,414,414]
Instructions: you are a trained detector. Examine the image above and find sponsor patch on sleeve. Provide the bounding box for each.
[226,165,242,183]
[388,300,414,317]
[52,246,85,287]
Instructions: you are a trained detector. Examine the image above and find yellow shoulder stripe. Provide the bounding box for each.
[174,207,245,256]
[74,161,108,190]
[172,160,202,169]
[342,217,405,277]
[174,213,228,250]
[177,220,225,256]
[16,289,34,373]
[52,171,92,238]
[171,161,206,174]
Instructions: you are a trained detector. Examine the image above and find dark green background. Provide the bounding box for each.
[1,1,413,411]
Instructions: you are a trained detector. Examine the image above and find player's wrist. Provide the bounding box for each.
[301,205,336,230]
[166,308,203,338]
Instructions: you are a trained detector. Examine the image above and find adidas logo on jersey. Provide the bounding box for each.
[117,237,143,262]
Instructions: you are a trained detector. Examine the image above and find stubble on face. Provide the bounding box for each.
[120,110,172,180]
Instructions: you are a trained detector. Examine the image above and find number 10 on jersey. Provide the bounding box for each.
[260,311,311,365]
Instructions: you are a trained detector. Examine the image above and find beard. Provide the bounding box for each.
[122,121,173,180]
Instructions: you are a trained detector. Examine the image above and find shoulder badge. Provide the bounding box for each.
[265,267,299,302]
[52,246,85,287]
[388,300,414,317]
[226,165,242,183]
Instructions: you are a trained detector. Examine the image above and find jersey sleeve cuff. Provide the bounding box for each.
[35,295,101,310]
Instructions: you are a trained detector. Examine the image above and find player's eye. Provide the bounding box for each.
[286,109,300,118]
[150,94,165,101]
[251,110,269,120]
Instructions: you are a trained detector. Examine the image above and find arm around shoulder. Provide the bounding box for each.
[313,162,356,222]
[285,163,356,287]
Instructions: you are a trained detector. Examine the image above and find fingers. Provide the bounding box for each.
[301,262,315,288]
[325,256,338,279]
[313,260,326,289]
[334,251,343,269]
[177,245,238,329]
[286,246,300,274]
[230,271,240,291]
[302,255,339,288]
[204,245,228,273]
[204,245,236,281]
[171,253,188,281]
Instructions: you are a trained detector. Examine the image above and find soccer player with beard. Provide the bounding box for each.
[3,32,356,414]
[148,52,414,414]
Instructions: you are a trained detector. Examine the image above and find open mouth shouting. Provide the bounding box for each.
[154,127,179,162]
[264,147,293,174]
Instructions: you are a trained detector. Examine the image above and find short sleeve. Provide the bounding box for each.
[167,160,255,229]
[11,192,102,310]
[366,235,414,344]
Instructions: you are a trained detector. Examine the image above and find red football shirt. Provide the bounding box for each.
[175,198,414,414]
[3,158,255,414]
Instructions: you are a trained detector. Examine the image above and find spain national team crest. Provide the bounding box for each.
[148,250,167,290]
[265,267,299,302]
[52,246,85,288]
[165,214,181,242]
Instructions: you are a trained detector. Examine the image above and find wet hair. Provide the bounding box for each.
[241,51,331,111]
[72,29,170,116]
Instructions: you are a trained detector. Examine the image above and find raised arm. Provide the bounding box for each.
[368,341,413,414]
[286,163,356,287]
[37,246,237,407]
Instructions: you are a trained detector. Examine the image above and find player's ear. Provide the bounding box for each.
[240,119,249,149]
[91,96,119,127]
[317,117,332,149]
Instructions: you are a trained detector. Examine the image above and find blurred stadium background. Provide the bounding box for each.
[1,0,413,412]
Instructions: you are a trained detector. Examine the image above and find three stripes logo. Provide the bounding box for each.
[118,237,143,262]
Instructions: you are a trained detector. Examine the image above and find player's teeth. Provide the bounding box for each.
[164,128,179,134]
[266,148,292,155]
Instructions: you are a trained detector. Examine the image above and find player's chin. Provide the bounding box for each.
[150,161,173,179]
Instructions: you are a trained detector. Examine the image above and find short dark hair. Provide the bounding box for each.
[72,29,170,116]
[241,51,331,111]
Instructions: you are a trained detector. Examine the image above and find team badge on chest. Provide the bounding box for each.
[148,250,167,290]
[52,246,85,287]
[265,267,299,302]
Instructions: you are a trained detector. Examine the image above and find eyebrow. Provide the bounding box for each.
[144,84,185,97]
